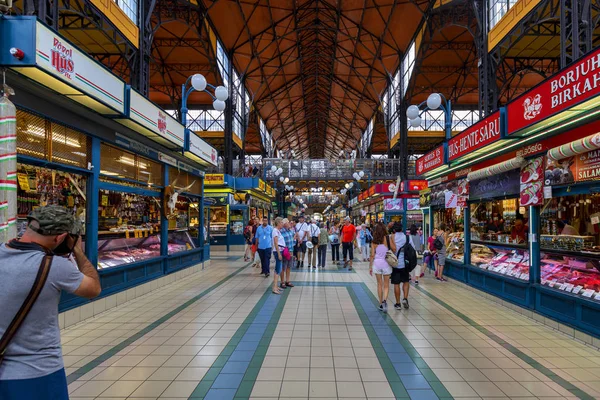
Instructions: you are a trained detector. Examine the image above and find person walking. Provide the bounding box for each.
[329,222,341,265]
[256,217,273,277]
[435,224,448,281]
[307,219,320,268]
[280,219,295,289]
[341,217,357,271]
[369,222,395,313]
[252,217,260,268]
[243,220,254,261]
[0,206,102,400]
[271,217,285,294]
[294,215,310,268]
[409,224,423,284]
[358,224,367,261]
[317,222,329,268]
[392,222,416,309]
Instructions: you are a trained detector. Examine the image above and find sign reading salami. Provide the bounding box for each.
[448,111,501,161]
[416,145,444,175]
[507,47,600,134]
[546,149,600,185]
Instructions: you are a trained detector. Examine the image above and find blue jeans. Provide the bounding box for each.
[273,251,282,274]
[258,248,272,275]
[0,368,69,400]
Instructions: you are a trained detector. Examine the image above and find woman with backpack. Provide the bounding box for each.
[369,222,395,313]
[409,224,423,284]
[392,222,416,309]
[434,224,448,282]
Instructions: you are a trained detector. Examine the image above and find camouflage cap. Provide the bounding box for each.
[27,205,82,236]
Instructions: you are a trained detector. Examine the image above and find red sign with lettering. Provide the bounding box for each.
[448,111,501,161]
[507,47,600,135]
[416,145,444,175]
[406,180,428,191]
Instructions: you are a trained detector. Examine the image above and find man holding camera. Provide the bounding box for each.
[0,205,101,400]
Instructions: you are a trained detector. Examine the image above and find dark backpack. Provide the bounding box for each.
[243,226,252,240]
[401,234,418,272]
[365,230,373,243]
[434,236,444,250]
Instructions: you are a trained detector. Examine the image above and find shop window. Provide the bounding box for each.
[433,207,465,262]
[16,164,87,236]
[97,190,161,269]
[469,198,529,281]
[168,167,202,195]
[16,109,89,168]
[230,209,245,236]
[100,143,162,186]
[167,194,199,254]
[540,194,600,300]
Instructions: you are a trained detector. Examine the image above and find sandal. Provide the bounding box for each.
[272,289,281,295]
[286,282,295,287]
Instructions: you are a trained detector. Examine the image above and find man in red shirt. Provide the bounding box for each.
[341,217,357,271]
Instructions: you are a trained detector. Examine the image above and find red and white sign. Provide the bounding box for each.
[50,38,74,80]
[404,180,428,192]
[416,146,444,175]
[445,192,457,209]
[448,111,501,161]
[507,47,600,134]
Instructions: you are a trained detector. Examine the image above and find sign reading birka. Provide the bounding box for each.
[507,47,600,134]
[448,111,501,161]
[416,145,444,175]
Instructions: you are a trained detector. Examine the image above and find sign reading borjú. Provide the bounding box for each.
[445,192,458,209]
[507,48,600,134]
[448,111,501,161]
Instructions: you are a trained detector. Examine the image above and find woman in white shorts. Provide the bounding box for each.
[369,222,396,313]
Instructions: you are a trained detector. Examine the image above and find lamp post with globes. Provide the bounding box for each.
[406,93,452,140]
[180,73,229,128]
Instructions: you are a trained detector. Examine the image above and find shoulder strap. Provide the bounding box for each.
[0,254,53,364]
[385,235,391,248]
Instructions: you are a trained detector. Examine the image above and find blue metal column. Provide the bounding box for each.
[86,137,101,266]
[463,204,471,283]
[529,205,540,309]
[161,166,169,272]
[402,198,408,232]
[199,177,205,249]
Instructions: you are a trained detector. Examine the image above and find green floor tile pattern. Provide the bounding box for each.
[416,284,596,400]
[66,262,252,384]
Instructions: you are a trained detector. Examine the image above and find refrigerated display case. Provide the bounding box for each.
[470,241,530,281]
[97,233,161,269]
[167,230,196,254]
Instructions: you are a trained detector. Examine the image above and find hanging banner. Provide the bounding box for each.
[384,199,403,211]
[0,94,17,242]
[407,198,420,211]
[545,148,600,185]
[448,111,501,161]
[445,192,458,209]
[520,157,545,206]
[506,47,600,135]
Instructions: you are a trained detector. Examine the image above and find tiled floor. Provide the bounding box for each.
[62,252,600,399]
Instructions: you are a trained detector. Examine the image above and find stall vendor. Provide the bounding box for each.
[486,219,500,233]
[511,217,528,243]
[557,220,578,235]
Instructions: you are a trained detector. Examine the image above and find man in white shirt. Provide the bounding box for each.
[294,215,310,268]
[307,219,321,268]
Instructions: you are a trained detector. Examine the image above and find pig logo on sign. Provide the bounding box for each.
[523,94,542,120]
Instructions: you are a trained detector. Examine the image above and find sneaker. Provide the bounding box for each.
[348,267,352,271]
[414,280,419,285]
[402,298,409,309]
[394,303,402,310]
[382,301,388,313]
[378,303,384,311]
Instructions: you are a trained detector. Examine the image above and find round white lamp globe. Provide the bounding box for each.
[213,99,226,111]
[271,165,277,172]
[406,104,420,120]
[279,176,284,182]
[277,168,283,175]
[191,74,207,91]
[427,93,442,110]
[359,171,365,178]
[215,86,228,101]
[284,177,290,184]
[410,116,422,128]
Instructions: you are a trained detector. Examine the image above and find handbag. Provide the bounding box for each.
[0,251,53,366]
[282,247,291,261]
[384,236,398,268]
[310,225,319,246]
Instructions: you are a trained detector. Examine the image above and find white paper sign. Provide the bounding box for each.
[594,293,600,301]
[445,192,458,209]
[572,285,583,294]
[520,273,529,280]
[558,283,567,291]
[543,185,552,199]
[564,283,574,292]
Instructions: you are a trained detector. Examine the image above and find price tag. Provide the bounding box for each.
[549,280,558,288]
[558,283,567,291]
[582,289,595,298]
[564,284,574,292]
[17,174,30,191]
[595,293,600,301]
[101,195,108,206]
[520,273,529,280]
[125,230,130,239]
[541,279,547,285]
[572,285,583,294]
